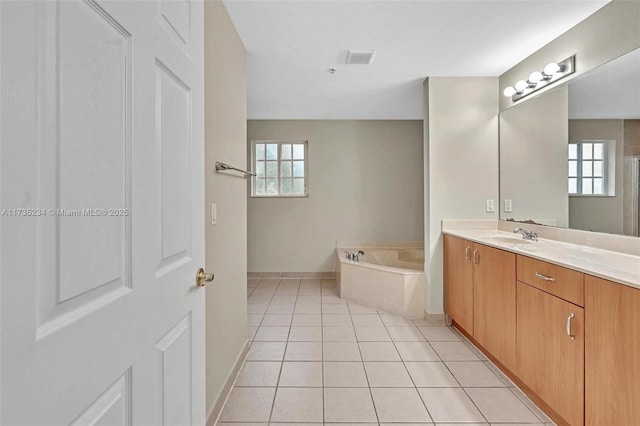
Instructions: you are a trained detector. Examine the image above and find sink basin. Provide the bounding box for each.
[490,237,535,246]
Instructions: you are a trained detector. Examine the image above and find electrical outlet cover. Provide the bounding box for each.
[486,199,495,213]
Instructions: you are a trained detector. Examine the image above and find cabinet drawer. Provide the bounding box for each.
[517,255,584,306]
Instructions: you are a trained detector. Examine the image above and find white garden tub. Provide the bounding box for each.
[335,244,425,319]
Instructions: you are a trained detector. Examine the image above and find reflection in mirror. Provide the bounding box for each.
[499,48,640,237]
[500,86,569,227]
[568,48,640,236]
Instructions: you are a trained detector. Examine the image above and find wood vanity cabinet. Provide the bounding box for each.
[443,235,474,334]
[516,255,585,426]
[517,281,584,426]
[585,275,640,425]
[444,235,640,426]
[472,243,516,372]
[444,235,516,371]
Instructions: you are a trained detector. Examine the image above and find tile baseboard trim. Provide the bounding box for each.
[206,340,250,426]
[247,272,336,279]
[422,311,446,325]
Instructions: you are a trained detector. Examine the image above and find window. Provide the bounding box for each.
[568,141,610,195]
[251,141,308,197]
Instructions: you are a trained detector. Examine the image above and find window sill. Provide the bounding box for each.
[250,194,309,199]
[569,194,616,198]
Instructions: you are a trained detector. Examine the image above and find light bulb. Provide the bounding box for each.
[529,71,543,83]
[503,86,516,97]
[543,62,560,76]
[514,80,528,92]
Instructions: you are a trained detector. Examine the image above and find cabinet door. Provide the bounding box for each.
[585,276,640,425]
[517,282,584,426]
[444,235,474,334]
[473,244,516,371]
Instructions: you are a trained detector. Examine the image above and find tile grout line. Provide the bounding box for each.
[448,326,546,423]
[351,303,381,425]
[460,386,492,424]
[508,385,554,423]
[422,326,494,424]
[444,325,541,424]
[379,311,436,424]
[416,335,461,423]
[422,326,470,392]
[320,284,325,425]
[267,278,298,424]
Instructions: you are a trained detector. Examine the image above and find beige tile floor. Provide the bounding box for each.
[217,278,555,426]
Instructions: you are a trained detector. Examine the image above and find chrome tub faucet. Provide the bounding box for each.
[345,250,365,262]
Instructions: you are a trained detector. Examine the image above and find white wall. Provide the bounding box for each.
[424,77,499,315]
[204,0,248,418]
[500,86,569,227]
[247,120,424,273]
[569,119,624,234]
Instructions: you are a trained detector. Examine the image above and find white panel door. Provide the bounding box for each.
[0,1,205,424]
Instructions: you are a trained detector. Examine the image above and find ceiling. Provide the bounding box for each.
[569,47,640,119]
[222,0,610,120]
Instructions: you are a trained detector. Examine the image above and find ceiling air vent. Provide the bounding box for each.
[346,50,376,65]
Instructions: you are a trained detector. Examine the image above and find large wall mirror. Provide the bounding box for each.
[499,47,640,237]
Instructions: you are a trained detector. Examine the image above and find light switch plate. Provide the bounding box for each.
[210,203,217,225]
[486,199,495,213]
[504,199,513,212]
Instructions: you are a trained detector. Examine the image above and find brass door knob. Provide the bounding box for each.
[196,268,214,287]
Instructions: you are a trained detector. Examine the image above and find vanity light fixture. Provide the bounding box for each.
[528,71,543,84]
[503,55,575,102]
[514,80,529,92]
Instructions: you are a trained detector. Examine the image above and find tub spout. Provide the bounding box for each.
[353,250,365,262]
[345,250,365,262]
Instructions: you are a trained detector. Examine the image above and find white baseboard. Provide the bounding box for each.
[248,272,335,279]
[423,311,446,325]
[206,340,250,426]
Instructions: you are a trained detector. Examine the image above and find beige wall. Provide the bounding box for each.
[424,77,499,314]
[204,0,248,418]
[247,120,424,273]
[569,119,625,234]
[500,1,640,111]
[500,86,569,227]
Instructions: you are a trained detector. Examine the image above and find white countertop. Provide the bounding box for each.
[443,229,640,290]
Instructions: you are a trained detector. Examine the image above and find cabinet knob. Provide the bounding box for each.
[465,246,471,262]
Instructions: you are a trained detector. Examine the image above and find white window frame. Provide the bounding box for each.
[568,140,615,197]
[250,140,309,198]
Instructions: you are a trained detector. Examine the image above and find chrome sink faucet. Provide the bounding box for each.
[514,228,540,241]
[345,250,365,262]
